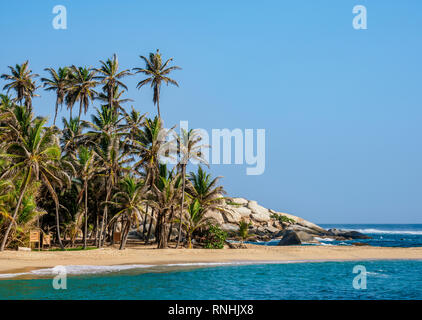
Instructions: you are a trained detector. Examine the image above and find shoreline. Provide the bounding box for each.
[1,245,422,278]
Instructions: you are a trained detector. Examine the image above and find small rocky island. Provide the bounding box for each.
[207,198,371,245]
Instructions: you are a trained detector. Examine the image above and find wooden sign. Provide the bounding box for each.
[113,232,121,243]
[43,234,51,246]
[29,230,40,243]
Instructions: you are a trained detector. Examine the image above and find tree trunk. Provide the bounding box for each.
[53,100,59,126]
[145,208,155,245]
[98,184,111,248]
[119,218,131,250]
[55,201,65,250]
[142,204,148,239]
[167,206,174,243]
[176,164,186,248]
[156,87,161,119]
[157,211,168,249]
[187,232,192,249]
[83,180,88,249]
[0,169,31,251]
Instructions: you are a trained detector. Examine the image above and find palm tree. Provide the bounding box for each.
[95,54,131,111]
[130,117,174,243]
[96,87,133,115]
[108,176,145,250]
[174,199,212,249]
[148,168,182,248]
[238,219,252,244]
[66,66,98,121]
[61,117,89,157]
[1,61,39,111]
[175,129,209,248]
[0,117,66,250]
[94,134,130,247]
[74,146,97,249]
[187,166,227,213]
[133,50,181,118]
[41,67,70,125]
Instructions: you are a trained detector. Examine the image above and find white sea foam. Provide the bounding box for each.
[343,228,422,235]
[315,237,335,242]
[0,264,154,279]
[0,260,325,279]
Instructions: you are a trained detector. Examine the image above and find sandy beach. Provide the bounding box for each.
[1,245,421,276]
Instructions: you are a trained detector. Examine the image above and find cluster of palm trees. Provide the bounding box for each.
[0,50,227,251]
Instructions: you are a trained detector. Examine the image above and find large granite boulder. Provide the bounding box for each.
[278,230,302,246]
[221,223,240,233]
[251,212,271,223]
[205,210,225,225]
[234,206,253,218]
[248,200,270,216]
[232,198,249,205]
[221,209,242,224]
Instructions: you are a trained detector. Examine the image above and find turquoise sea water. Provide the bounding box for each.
[1,260,422,300]
[1,224,421,300]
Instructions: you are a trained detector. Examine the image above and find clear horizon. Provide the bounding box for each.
[1,0,421,224]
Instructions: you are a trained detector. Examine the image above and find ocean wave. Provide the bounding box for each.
[0,260,334,279]
[343,228,422,235]
[0,264,154,279]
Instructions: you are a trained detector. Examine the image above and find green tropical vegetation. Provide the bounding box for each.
[0,51,228,251]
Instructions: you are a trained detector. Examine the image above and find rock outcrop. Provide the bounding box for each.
[202,197,372,244]
[277,230,302,246]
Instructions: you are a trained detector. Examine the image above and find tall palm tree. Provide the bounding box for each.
[133,50,181,118]
[95,54,131,111]
[108,176,145,250]
[174,199,212,249]
[175,129,209,248]
[66,66,98,121]
[74,146,97,249]
[94,134,131,247]
[1,61,39,111]
[130,117,173,244]
[41,67,70,125]
[0,118,66,250]
[147,169,182,248]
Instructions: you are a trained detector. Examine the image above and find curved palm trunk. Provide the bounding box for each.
[119,218,131,250]
[142,204,148,239]
[53,100,59,125]
[98,183,111,248]
[78,101,83,123]
[55,201,65,250]
[176,164,186,248]
[0,169,31,251]
[83,180,88,249]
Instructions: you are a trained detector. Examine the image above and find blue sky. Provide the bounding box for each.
[1,0,421,223]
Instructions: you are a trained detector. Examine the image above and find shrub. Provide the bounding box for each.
[270,213,295,224]
[204,224,227,249]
